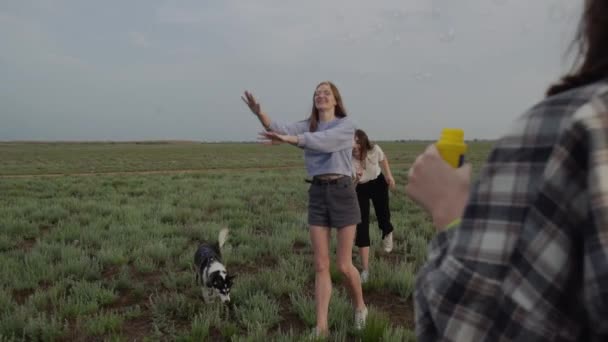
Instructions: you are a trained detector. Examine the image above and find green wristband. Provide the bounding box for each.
[444,218,461,230]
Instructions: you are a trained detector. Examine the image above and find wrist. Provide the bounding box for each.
[431,192,468,231]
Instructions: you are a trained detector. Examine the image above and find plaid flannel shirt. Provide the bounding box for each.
[415,81,608,342]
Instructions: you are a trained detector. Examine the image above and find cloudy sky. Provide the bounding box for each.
[1,0,581,141]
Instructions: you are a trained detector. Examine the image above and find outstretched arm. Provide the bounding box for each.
[241,91,271,130]
[242,90,308,136]
[258,131,299,146]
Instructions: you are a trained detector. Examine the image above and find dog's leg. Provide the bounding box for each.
[202,287,211,303]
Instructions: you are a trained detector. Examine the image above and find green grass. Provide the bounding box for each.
[0,141,494,176]
[0,141,494,340]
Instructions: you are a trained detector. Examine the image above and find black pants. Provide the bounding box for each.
[355,173,394,247]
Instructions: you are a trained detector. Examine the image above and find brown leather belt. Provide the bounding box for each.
[305,174,350,185]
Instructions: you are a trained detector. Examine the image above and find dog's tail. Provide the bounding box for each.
[218,228,229,249]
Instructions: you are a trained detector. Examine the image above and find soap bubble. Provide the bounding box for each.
[431,7,441,20]
[412,71,433,81]
[439,28,456,43]
[548,3,567,22]
[391,35,401,46]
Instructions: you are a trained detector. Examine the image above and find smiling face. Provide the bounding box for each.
[313,83,337,112]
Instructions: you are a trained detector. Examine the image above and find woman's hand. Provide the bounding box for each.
[258,131,298,145]
[385,175,396,190]
[241,91,262,116]
[405,144,472,230]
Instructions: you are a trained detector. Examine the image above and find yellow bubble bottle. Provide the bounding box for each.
[436,128,467,168]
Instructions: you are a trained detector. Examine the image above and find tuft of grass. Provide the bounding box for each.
[236,292,281,333]
[185,313,211,341]
[148,291,202,336]
[98,246,129,267]
[55,281,117,319]
[0,235,17,252]
[121,305,143,320]
[381,326,417,342]
[289,292,316,327]
[82,311,123,335]
[219,321,239,340]
[160,271,191,291]
[110,265,133,292]
[133,256,156,274]
[364,259,415,299]
[0,288,14,315]
[358,309,391,342]
[177,305,222,341]
[4,218,39,240]
[326,289,353,330]
[0,306,68,341]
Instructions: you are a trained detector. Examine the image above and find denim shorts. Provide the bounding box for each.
[307,176,361,228]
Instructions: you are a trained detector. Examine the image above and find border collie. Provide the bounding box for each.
[193,228,234,303]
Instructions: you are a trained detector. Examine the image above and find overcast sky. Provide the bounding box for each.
[0,0,581,141]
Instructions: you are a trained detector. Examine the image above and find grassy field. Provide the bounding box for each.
[0,141,494,341]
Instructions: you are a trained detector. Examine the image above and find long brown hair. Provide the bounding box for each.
[309,81,348,132]
[354,129,374,164]
[547,0,608,96]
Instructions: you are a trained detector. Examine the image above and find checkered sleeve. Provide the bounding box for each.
[578,95,608,335]
[414,86,608,341]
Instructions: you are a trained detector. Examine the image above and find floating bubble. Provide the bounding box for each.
[431,7,441,20]
[412,71,433,81]
[439,28,456,43]
[548,3,567,22]
[479,7,492,17]
[373,23,384,33]
[343,32,358,44]
[391,35,401,46]
[393,10,405,19]
[335,13,345,24]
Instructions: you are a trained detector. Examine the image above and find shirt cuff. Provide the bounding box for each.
[297,133,306,148]
[428,226,457,261]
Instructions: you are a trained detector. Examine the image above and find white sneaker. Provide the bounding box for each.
[360,270,369,284]
[354,307,368,330]
[382,232,394,253]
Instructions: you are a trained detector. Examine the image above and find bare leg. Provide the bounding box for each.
[336,225,366,310]
[359,246,370,272]
[310,225,332,335]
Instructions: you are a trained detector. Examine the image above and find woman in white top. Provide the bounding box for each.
[352,129,396,283]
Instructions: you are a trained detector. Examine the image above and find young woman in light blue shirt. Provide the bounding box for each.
[242,81,367,337]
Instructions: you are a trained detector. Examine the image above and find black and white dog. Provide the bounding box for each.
[193,228,234,303]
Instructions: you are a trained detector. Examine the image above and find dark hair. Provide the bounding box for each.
[309,81,347,132]
[354,129,374,163]
[547,0,608,96]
